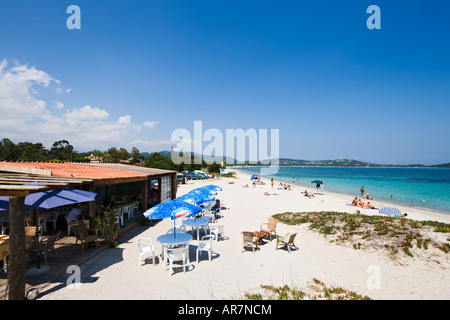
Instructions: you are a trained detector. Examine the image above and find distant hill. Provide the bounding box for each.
[430,163,450,168]
[140,151,448,168]
[277,158,379,167]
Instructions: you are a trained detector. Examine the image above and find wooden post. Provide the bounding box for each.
[8,196,26,300]
[171,174,177,200]
[88,186,96,228]
[142,180,148,212]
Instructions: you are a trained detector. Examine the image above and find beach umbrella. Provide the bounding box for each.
[200,185,222,192]
[143,199,202,237]
[311,180,324,193]
[378,207,401,217]
[251,175,259,180]
[0,188,97,211]
[0,188,97,270]
[176,190,215,206]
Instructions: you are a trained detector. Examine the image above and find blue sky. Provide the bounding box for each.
[0,0,449,165]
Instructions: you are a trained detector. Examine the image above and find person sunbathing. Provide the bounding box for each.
[351,197,358,206]
[357,199,365,207]
[364,193,373,200]
[364,202,378,209]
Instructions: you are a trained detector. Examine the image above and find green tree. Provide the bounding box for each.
[207,162,221,174]
[0,138,19,161]
[50,140,74,161]
[16,142,48,161]
[143,152,174,170]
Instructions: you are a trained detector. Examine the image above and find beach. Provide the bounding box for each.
[38,171,450,300]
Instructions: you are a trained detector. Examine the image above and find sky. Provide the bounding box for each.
[0,0,449,165]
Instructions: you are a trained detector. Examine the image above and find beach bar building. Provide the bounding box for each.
[0,161,177,299]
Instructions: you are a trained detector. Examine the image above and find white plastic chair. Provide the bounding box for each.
[203,210,215,223]
[121,206,131,220]
[131,202,138,216]
[1,219,9,235]
[46,212,60,230]
[219,199,229,210]
[214,208,223,219]
[209,224,225,242]
[136,238,156,266]
[166,246,188,276]
[167,227,186,234]
[196,235,213,262]
[65,217,79,236]
[116,209,124,227]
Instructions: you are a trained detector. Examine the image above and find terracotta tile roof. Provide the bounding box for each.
[0,162,147,180]
[84,163,176,177]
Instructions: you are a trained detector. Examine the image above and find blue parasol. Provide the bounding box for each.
[143,199,202,237]
[200,185,222,192]
[177,190,215,206]
[0,188,97,210]
[251,175,259,180]
[378,207,401,216]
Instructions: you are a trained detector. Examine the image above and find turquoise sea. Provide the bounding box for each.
[236,166,450,214]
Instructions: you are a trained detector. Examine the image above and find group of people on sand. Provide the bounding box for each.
[351,197,378,209]
[278,183,292,190]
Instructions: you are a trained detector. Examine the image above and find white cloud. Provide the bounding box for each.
[52,101,65,110]
[0,59,161,151]
[143,120,159,129]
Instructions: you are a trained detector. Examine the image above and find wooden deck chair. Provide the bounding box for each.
[72,223,99,254]
[260,218,278,241]
[276,233,298,253]
[241,231,258,253]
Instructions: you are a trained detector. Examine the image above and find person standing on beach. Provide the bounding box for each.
[360,187,365,196]
[271,178,274,188]
[292,177,295,184]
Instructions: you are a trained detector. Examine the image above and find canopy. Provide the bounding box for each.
[311,180,324,185]
[143,199,202,237]
[378,207,401,216]
[176,190,215,206]
[0,188,97,211]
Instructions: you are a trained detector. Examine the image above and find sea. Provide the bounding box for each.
[235,166,450,214]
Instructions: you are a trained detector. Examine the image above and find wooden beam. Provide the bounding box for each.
[7,196,26,300]
[0,164,52,176]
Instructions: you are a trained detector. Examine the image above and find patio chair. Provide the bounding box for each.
[214,208,223,219]
[167,227,186,234]
[25,226,41,264]
[276,233,298,253]
[121,206,132,220]
[260,218,278,241]
[219,199,229,210]
[46,212,60,230]
[39,231,61,264]
[209,224,225,242]
[166,246,189,276]
[196,235,213,262]
[136,238,156,266]
[203,210,215,223]
[241,231,258,253]
[1,219,9,235]
[72,223,99,255]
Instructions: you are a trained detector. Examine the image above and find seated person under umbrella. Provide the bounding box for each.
[67,203,85,222]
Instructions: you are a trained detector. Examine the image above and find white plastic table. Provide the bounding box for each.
[182,218,209,240]
[157,233,192,266]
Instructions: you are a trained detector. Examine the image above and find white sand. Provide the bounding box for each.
[39,171,450,300]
